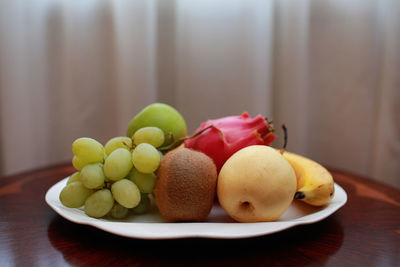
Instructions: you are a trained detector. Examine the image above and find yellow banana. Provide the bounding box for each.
[283,151,334,206]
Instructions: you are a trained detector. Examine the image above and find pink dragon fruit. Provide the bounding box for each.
[184,112,276,172]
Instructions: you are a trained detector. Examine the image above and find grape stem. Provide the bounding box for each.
[122,141,136,152]
[158,124,214,152]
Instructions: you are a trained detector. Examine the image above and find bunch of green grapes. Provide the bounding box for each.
[59,126,167,219]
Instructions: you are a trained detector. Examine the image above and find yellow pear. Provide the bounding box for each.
[217,145,296,222]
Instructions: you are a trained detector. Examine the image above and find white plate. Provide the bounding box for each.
[45,177,347,239]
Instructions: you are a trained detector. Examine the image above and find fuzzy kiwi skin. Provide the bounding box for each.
[154,148,218,222]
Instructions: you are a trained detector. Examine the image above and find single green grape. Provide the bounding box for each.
[133,127,165,148]
[110,203,129,219]
[84,189,114,218]
[111,179,141,208]
[80,163,105,189]
[103,148,133,181]
[72,137,104,164]
[158,150,164,160]
[128,168,157,193]
[131,143,160,174]
[72,155,88,171]
[105,136,132,155]
[67,172,81,184]
[59,181,93,208]
[132,193,151,214]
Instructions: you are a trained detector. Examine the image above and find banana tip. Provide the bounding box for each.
[294,191,305,200]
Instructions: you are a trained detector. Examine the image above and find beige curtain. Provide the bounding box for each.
[0,0,399,189]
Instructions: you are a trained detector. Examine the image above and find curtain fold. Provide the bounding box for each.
[0,0,398,188]
[370,0,400,188]
[173,0,275,130]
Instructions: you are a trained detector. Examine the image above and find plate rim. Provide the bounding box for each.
[45,177,347,240]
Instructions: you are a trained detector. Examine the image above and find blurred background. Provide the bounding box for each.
[0,0,398,188]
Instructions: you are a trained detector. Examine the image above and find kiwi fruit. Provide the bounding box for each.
[154,148,218,222]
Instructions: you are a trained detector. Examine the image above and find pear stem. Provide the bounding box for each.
[158,124,214,152]
[280,124,288,154]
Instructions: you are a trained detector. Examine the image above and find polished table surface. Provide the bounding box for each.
[0,163,399,266]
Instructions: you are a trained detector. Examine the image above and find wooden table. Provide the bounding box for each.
[0,163,399,266]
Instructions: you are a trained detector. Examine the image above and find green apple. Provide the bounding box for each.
[126,103,187,146]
